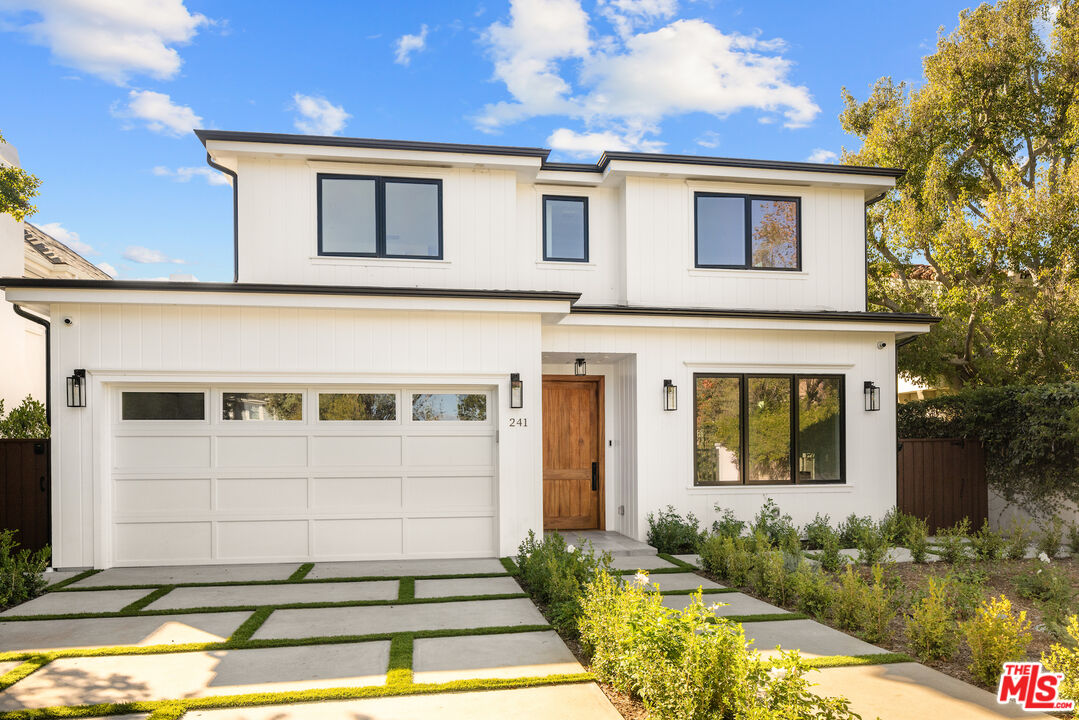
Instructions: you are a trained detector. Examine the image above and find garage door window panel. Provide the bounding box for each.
[121,391,206,421]
[222,392,304,421]
[318,392,397,421]
[411,393,488,422]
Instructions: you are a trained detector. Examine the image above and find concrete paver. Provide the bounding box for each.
[413,630,582,683]
[307,558,505,579]
[71,564,300,588]
[607,554,676,571]
[1,589,152,617]
[672,553,701,566]
[145,581,399,610]
[413,576,522,598]
[0,642,389,710]
[743,619,885,658]
[42,569,87,587]
[809,662,1052,719]
[252,599,547,639]
[641,572,723,592]
[0,611,251,652]
[661,591,789,617]
[0,662,21,676]
[184,683,622,720]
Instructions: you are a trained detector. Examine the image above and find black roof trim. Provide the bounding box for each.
[0,277,581,303]
[570,304,938,324]
[195,130,905,179]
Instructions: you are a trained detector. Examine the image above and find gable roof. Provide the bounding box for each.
[24,223,112,280]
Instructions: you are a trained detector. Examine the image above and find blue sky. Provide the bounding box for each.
[0,0,971,282]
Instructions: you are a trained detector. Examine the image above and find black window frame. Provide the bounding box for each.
[692,373,845,486]
[693,192,802,271]
[317,173,444,260]
[541,195,589,263]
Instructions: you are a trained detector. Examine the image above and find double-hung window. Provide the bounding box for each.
[694,374,844,486]
[318,174,443,259]
[695,193,800,270]
[542,195,588,262]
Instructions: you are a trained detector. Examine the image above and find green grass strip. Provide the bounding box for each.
[227,608,274,644]
[287,563,314,582]
[499,556,518,574]
[387,633,414,687]
[397,578,415,602]
[613,566,692,576]
[0,673,596,720]
[655,587,739,596]
[657,552,698,570]
[723,612,809,623]
[50,571,512,593]
[0,657,50,692]
[144,703,186,720]
[44,569,100,592]
[0,591,530,623]
[798,652,916,669]
[0,624,554,664]
[119,586,175,614]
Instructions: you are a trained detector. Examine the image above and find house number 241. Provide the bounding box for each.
[508,418,529,427]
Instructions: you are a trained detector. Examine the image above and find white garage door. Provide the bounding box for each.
[109,385,497,566]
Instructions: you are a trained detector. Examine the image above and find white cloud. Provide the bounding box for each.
[35,221,95,255]
[122,245,185,264]
[477,1,818,150]
[394,25,429,65]
[96,262,117,277]
[152,165,230,186]
[0,0,209,85]
[695,130,720,148]
[113,90,201,136]
[806,148,837,163]
[291,93,350,135]
[547,127,664,157]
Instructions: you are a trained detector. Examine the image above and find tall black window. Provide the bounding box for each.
[694,374,844,486]
[318,174,442,259]
[543,196,588,262]
[695,193,800,270]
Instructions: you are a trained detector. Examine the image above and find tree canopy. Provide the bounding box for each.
[841,0,1079,388]
[0,130,40,222]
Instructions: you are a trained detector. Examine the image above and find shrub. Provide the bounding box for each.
[1004,519,1033,560]
[858,565,899,644]
[755,548,800,606]
[837,514,873,548]
[646,506,704,554]
[1035,516,1065,559]
[0,529,50,610]
[803,513,833,551]
[855,523,892,566]
[833,566,865,632]
[935,518,971,564]
[0,396,49,439]
[516,530,609,633]
[904,516,931,563]
[578,571,859,720]
[942,566,989,620]
[906,578,959,661]
[792,564,836,619]
[880,508,925,546]
[961,595,1033,686]
[817,530,847,573]
[711,506,745,539]
[1068,523,1079,556]
[970,520,1006,562]
[1016,561,1074,631]
[699,534,734,580]
[1042,615,1079,713]
[751,498,799,548]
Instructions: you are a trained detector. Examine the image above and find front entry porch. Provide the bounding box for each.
[544,530,655,557]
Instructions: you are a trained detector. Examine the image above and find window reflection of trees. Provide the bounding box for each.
[751,199,798,269]
[222,393,302,421]
[319,393,396,421]
[411,393,487,421]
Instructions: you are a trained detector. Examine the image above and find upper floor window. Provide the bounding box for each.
[318,174,442,259]
[694,193,800,270]
[543,195,588,262]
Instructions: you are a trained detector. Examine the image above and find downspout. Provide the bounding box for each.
[12,304,50,426]
[205,152,239,283]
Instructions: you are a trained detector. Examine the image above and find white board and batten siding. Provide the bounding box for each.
[48,302,543,568]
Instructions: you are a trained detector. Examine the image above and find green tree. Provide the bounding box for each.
[0,396,50,439]
[0,130,41,221]
[841,0,1079,388]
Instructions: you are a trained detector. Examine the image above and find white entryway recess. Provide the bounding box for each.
[107,383,498,566]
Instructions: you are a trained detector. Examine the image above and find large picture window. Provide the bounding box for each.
[694,374,843,486]
[318,174,442,259]
[695,193,800,270]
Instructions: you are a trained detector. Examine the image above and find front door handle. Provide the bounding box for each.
[591,462,598,492]
[40,475,46,492]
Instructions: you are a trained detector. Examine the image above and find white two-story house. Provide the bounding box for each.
[1,131,935,569]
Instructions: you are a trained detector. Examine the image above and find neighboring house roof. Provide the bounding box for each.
[24,223,111,281]
[905,264,938,281]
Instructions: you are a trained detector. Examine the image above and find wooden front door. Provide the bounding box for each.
[542,375,604,530]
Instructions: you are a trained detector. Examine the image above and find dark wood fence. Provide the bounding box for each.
[0,439,50,552]
[897,438,987,533]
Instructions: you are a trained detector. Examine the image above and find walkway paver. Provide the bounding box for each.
[607,554,676,571]
[743,619,885,658]
[0,642,390,710]
[672,553,700,566]
[70,564,300,588]
[252,599,547,639]
[414,576,522,598]
[809,662,1052,719]
[557,531,655,557]
[661,591,789,616]
[643,572,723,592]
[43,569,87,587]
[0,611,251,652]
[1,589,151,616]
[184,683,622,720]
[307,558,505,579]
[413,630,582,683]
[0,661,20,676]
[144,580,399,610]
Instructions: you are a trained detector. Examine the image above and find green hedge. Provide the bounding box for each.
[898,384,1079,515]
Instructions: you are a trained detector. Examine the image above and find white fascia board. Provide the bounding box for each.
[3,286,573,316]
[555,312,932,335]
